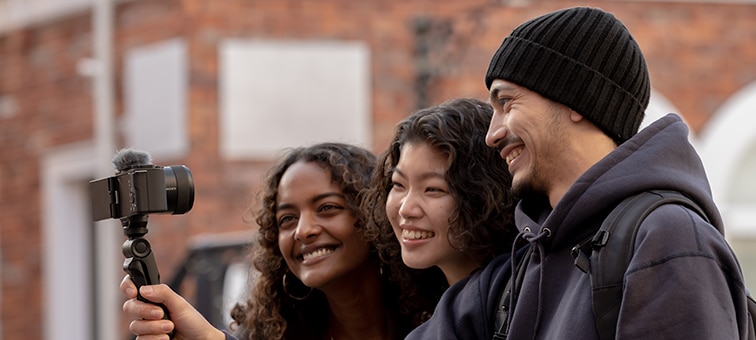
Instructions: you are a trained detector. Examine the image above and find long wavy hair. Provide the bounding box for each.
[363,98,518,315]
[230,142,428,339]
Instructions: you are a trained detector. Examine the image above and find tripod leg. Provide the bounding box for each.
[123,237,174,338]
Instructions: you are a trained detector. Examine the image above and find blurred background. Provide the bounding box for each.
[0,0,754,339]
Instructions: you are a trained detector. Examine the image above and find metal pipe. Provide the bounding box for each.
[92,0,120,339]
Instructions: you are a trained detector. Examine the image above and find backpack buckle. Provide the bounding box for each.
[592,230,610,248]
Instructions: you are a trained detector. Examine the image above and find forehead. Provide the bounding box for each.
[488,79,521,96]
[396,142,448,173]
[278,161,340,195]
[488,79,558,108]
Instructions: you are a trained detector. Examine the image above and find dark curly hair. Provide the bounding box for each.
[363,98,518,316]
[230,142,426,339]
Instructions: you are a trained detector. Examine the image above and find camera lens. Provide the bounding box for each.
[163,165,195,214]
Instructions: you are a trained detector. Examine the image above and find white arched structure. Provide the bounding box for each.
[641,89,695,143]
[697,81,756,237]
[642,89,678,129]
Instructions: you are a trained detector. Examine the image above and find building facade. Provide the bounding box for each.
[1,0,755,339]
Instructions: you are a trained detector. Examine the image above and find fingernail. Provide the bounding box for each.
[125,287,136,297]
[141,286,153,295]
[161,321,173,332]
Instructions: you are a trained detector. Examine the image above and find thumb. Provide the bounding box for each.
[120,275,138,299]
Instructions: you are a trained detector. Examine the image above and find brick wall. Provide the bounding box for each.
[0,0,754,338]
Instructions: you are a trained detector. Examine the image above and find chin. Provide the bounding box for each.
[513,179,549,201]
[511,175,535,196]
[511,178,528,196]
[402,258,432,270]
[298,271,325,287]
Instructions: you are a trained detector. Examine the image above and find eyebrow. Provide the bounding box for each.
[488,83,517,102]
[392,167,446,181]
[276,192,346,212]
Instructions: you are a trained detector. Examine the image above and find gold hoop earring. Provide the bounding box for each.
[282,271,312,300]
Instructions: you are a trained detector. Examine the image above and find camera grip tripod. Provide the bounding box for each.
[123,237,174,339]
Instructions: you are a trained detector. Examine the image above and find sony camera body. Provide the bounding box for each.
[90,160,194,222]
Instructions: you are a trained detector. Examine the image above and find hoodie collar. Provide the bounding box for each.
[514,113,721,250]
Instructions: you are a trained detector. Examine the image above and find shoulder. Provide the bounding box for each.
[636,203,725,252]
[443,252,512,309]
[631,203,741,279]
[617,203,749,339]
[406,253,514,340]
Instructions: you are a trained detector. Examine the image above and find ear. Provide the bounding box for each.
[569,109,584,123]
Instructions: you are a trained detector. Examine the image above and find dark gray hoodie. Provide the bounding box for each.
[504,113,749,339]
[406,113,750,340]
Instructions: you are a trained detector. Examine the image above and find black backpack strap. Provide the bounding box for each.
[748,294,756,340]
[492,276,513,340]
[493,246,532,340]
[572,190,708,340]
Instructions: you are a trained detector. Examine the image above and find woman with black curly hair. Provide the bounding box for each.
[362,98,518,337]
[120,143,434,340]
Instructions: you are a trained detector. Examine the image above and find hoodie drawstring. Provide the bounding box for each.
[498,226,551,339]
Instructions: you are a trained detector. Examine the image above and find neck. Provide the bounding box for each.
[441,255,479,285]
[321,261,388,340]
[548,129,616,207]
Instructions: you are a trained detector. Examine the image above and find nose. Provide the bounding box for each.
[397,191,422,220]
[294,212,320,241]
[486,109,508,148]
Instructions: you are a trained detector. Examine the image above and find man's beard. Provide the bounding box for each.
[511,164,548,200]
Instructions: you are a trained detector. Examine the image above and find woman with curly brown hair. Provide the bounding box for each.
[362,98,518,338]
[120,142,433,340]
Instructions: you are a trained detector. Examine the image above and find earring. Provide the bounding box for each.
[282,271,312,300]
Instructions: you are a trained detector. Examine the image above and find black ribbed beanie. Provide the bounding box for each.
[485,7,650,144]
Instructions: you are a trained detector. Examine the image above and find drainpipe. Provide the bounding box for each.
[412,16,432,111]
[93,0,120,339]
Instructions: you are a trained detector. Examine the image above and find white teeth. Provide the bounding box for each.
[302,247,334,261]
[402,229,435,240]
[506,148,521,165]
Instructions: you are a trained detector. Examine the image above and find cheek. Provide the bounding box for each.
[433,200,455,230]
[385,192,400,222]
[384,195,403,239]
[278,232,293,259]
[350,236,373,258]
[341,219,372,257]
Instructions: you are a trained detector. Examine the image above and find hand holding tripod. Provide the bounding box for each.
[121,214,173,338]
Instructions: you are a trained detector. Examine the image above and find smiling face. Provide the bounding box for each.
[276,161,372,290]
[385,142,476,284]
[486,79,571,198]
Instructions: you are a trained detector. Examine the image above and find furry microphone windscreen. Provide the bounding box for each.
[112,149,153,171]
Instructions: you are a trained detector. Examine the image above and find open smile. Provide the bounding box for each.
[299,246,336,261]
[401,228,435,240]
[506,147,522,165]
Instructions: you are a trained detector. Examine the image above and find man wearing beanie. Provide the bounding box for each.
[405,6,751,340]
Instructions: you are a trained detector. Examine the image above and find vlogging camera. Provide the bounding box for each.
[89,150,194,221]
[89,149,194,338]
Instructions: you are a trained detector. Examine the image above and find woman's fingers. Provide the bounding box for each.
[129,318,175,337]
